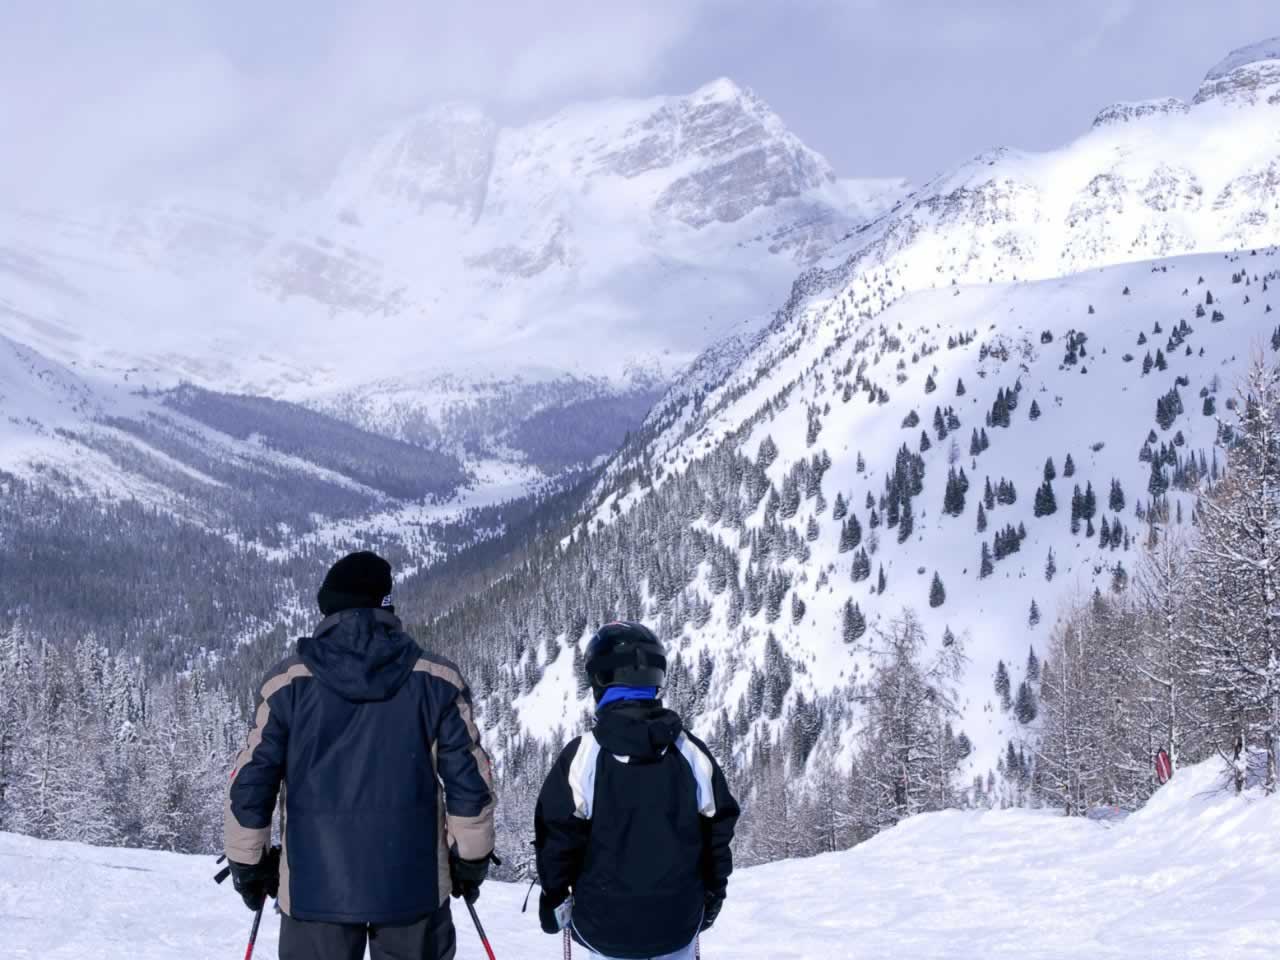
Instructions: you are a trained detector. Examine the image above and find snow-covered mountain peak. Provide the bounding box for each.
[535,77,836,227]
[1194,36,1280,106]
[0,78,904,488]
[1202,36,1280,82]
[691,75,751,104]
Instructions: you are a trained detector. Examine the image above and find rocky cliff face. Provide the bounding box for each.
[1092,98,1189,127]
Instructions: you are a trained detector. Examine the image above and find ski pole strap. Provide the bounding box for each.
[563,927,572,959]
[695,933,701,960]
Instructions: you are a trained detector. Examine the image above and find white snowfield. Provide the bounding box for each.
[1,761,1274,959]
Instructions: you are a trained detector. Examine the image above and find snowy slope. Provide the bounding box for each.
[3,759,1275,959]
[503,248,1277,778]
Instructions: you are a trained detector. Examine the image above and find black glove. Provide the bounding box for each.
[539,889,569,935]
[228,846,280,912]
[701,891,725,931]
[450,851,499,904]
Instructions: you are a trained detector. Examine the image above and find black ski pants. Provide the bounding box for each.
[279,902,456,960]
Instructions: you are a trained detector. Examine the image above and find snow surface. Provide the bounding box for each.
[2,760,1275,959]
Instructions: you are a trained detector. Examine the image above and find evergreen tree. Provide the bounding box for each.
[1034,480,1057,517]
[758,435,779,468]
[839,514,863,553]
[791,592,807,625]
[994,660,1012,711]
[842,600,867,644]
[1109,478,1125,513]
[1028,599,1041,627]
[1063,453,1075,478]
[929,572,946,608]
[1081,482,1097,520]
[850,547,871,583]
[979,542,994,579]
[1014,681,1039,724]
[898,497,914,544]
[1044,457,1056,482]
[943,468,967,517]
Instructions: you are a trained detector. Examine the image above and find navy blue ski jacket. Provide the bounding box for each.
[535,700,739,959]
[224,609,495,924]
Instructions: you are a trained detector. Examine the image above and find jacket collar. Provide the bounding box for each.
[314,607,402,637]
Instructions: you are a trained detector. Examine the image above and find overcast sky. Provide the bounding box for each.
[1,0,1276,204]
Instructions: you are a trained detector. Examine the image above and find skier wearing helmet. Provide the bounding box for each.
[534,621,740,959]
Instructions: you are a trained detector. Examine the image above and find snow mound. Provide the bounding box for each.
[2,760,1275,959]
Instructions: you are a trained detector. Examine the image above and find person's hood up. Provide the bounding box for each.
[297,608,420,703]
[593,699,683,761]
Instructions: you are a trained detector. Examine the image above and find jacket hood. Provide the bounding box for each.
[297,608,420,703]
[593,700,683,761]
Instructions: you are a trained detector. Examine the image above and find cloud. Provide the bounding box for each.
[0,0,713,205]
[0,0,1274,203]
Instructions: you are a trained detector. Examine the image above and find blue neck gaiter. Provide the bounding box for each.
[596,685,659,711]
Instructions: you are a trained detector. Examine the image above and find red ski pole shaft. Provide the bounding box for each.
[243,903,265,960]
[465,899,497,960]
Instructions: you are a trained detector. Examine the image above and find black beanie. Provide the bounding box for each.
[317,551,394,616]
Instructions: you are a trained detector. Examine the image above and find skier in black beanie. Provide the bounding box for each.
[316,550,396,616]
[223,550,498,960]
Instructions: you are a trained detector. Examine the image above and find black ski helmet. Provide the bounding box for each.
[583,621,666,701]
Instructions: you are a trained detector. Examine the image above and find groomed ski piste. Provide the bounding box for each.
[3,760,1274,959]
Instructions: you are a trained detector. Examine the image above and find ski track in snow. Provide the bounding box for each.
[1,762,1275,959]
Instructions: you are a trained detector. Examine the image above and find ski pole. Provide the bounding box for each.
[243,902,265,960]
[465,899,497,960]
[213,853,267,960]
